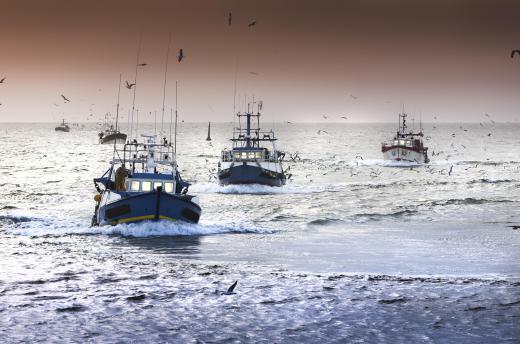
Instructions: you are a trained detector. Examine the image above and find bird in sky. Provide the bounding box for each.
[322,115,328,119]
[350,94,358,99]
[61,94,71,102]
[125,81,136,89]
[340,116,348,120]
[178,49,184,63]
[228,12,232,26]
[249,71,258,75]
[285,121,293,124]
[511,50,520,58]
[137,63,147,66]
[0,77,5,83]
[248,21,256,27]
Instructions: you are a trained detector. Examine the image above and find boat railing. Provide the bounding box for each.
[112,142,177,169]
[220,149,279,163]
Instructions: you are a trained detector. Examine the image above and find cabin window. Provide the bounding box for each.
[153,182,163,190]
[241,152,247,160]
[164,182,174,193]
[255,152,263,159]
[233,152,241,160]
[142,181,152,192]
[130,180,140,191]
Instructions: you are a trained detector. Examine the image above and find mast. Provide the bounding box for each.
[130,34,143,142]
[174,81,178,159]
[161,32,172,140]
[112,74,122,158]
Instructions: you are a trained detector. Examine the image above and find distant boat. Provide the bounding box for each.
[217,100,286,186]
[99,125,127,144]
[382,112,429,164]
[206,121,212,141]
[98,113,127,144]
[55,119,70,132]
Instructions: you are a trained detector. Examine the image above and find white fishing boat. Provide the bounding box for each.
[382,112,429,164]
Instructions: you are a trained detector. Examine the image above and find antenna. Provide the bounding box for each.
[136,109,139,138]
[169,107,173,146]
[130,33,143,141]
[233,58,238,126]
[161,32,172,139]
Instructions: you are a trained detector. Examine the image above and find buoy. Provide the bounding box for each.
[94,194,101,202]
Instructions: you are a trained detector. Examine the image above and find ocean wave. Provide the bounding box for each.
[468,178,515,185]
[2,215,272,237]
[427,198,513,207]
[190,182,330,195]
[0,214,34,224]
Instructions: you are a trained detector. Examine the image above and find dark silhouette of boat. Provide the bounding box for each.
[55,119,70,132]
[217,100,286,186]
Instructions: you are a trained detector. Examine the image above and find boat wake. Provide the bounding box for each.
[1,214,272,237]
[190,182,329,195]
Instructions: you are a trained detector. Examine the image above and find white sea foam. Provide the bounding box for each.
[190,182,329,194]
[2,214,270,237]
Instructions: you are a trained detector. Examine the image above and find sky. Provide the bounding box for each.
[0,0,519,123]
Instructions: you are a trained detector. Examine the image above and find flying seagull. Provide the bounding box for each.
[223,280,238,295]
[137,63,148,67]
[249,71,258,75]
[61,94,71,102]
[0,77,5,83]
[125,81,136,89]
[340,116,348,120]
[178,49,184,63]
[248,21,256,27]
[228,12,232,26]
[511,50,520,58]
[322,115,328,119]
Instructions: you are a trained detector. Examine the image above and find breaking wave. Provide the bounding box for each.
[1,214,272,237]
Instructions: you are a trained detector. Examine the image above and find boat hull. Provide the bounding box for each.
[100,132,127,144]
[218,163,285,187]
[95,190,201,226]
[382,147,428,164]
[55,127,69,132]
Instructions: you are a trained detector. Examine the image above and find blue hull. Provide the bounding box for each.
[96,190,201,226]
[218,164,285,187]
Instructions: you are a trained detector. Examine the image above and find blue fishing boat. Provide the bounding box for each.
[218,100,286,187]
[92,135,201,226]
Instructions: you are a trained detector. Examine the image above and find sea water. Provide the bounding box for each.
[1,122,519,343]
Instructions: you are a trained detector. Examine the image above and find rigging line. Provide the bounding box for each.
[130,32,143,141]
